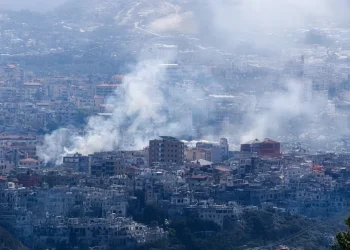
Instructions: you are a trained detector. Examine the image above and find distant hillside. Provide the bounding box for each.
[50,0,201,35]
[53,0,180,25]
[0,226,28,250]
[48,0,236,49]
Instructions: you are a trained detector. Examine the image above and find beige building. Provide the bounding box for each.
[21,82,44,100]
[149,136,184,166]
[185,148,204,161]
[0,160,14,175]
[185,146,222,164]
[18,158,41,169]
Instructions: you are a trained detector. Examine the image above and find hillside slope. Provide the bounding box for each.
[0,226,28,250]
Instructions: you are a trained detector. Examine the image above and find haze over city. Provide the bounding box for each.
[0,0,350,249]
[0,0,68,11]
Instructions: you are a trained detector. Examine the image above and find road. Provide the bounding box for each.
[134,22,163,37]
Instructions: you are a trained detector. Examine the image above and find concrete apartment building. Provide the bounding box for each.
[241,138,281,158]
[95,83,120,97]
[149,136,184,166]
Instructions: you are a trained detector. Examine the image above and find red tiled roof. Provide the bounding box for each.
[244,138,279,144]
[214,167,230,172]
[20,158,40,163]
[312,165,324,173]
[191,175,208,179]
[0,176,7,182]
[263,138,279,143]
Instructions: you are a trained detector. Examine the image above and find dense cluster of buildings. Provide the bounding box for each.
[0,64,126,133]
[0,134,349,248]
[3,3,350,249]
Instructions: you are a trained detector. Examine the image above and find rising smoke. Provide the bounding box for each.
[38,0,350,163]
[240,81,308,143]
[39,60,164,164]
[38,58,206,164]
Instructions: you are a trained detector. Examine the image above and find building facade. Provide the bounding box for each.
[149,136,184,166]
[241,138,281,158]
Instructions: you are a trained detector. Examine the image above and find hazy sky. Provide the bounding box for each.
[0,0,68,12]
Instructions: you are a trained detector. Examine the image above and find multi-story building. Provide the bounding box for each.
[0,160,14,175]
[95,83,120,97]
[153,44,178,63]
[63,153,89,173]
[219,138,229,160]
[185,140,223,163]
[199,145,222,164]
[89,152,130,176]
[187,201,242,228]
[0,134,37,147]
[18,158,41,169]
[21,82,44,100]
[111,75,124,84]
[241,138,281,158]
[148,136,184,167]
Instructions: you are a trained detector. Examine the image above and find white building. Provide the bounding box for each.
[195,202,242,228]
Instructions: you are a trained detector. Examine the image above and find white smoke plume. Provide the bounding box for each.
[239,79,350,148]
[38,58,206,164]
[38,60,168,164]
[240,80,311,143]
[199,0,350,146]
[38,0,350,163]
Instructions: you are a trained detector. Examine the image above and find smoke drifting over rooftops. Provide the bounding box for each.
[38,0,350,163]
[39,60,166,164]
[38,57,208,164]
[240,81,307,144]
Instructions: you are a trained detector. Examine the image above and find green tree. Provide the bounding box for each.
[142,205,167,226]
[46,121,59,132]
[34,90,43,101]
[335,217,350,250]
[74,109,89,126]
